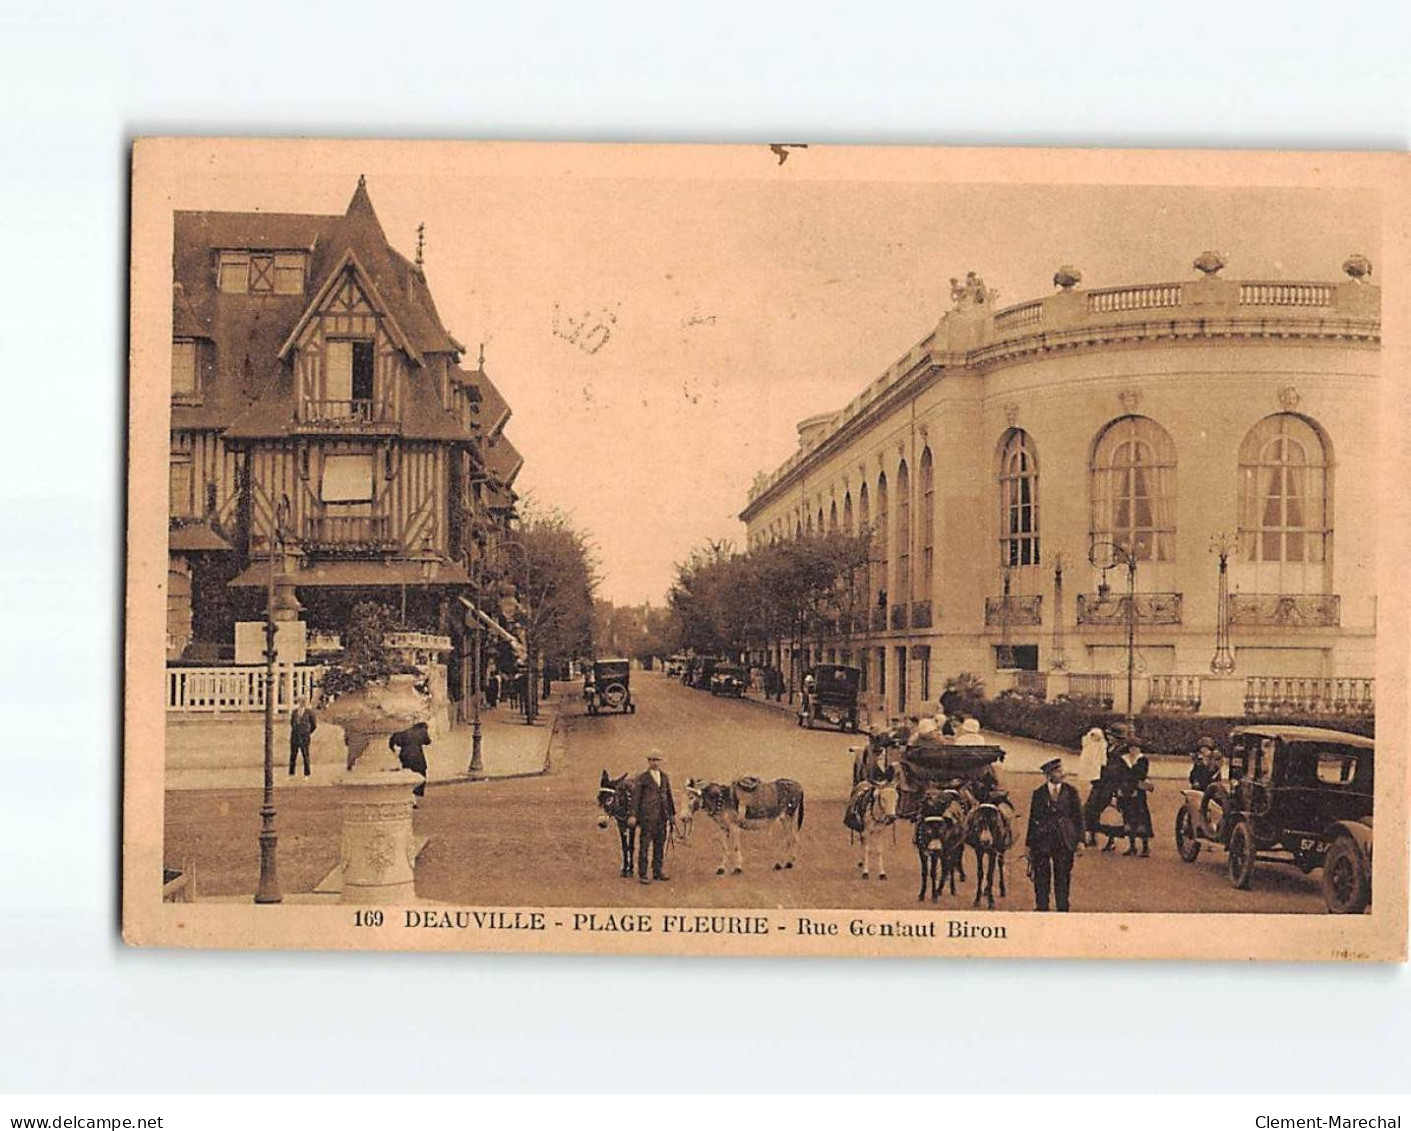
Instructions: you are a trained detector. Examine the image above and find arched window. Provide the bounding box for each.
[920,446,935,586]
[1091,415,1176,561]
[896,461,911,601]
[843,492,854,534]
[828,500,838,531]
[998,429,1039,566]
[876,472,889,605]
[859,483,870,531]
[1238,413,1330,587]
[817,507,824,532]
[794,519,802,540]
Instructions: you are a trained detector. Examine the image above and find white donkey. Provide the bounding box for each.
[681,777,805,874]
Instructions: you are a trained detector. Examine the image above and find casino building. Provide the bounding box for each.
[739,255,1380,721]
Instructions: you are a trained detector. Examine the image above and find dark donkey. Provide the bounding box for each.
[914,787,970,902]
[965,801,1014,909]
[596,770,637,878]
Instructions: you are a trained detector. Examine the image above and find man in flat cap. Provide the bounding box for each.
[628,749,676,884]
[1026,756,1085,911]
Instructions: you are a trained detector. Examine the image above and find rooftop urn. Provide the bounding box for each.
[1192,250,1227,277]
[1053,265,1082,290]
[1343,253,1373,281]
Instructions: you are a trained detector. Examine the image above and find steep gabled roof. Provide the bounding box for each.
[452,364,511,438]
[294,178,458,360]
[484,433,523,486]
[277,247,418,363]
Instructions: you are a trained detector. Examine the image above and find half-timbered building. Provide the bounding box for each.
[167,178,521,713]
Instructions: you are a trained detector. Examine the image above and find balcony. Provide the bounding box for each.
[911,599,933,629]
[302,513,398,555]
[1076,592,1182,626]
[985,594,1042,627]
[870,607,887,633]
[293,399,401,435]
[1228,594,1340,628]
[890,604,908,631]
[1244,676,1373,716]
[1147,674,1202,712]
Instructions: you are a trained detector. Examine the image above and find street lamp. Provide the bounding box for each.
[1209,531,1236,675]
[256,495,295,905]
[1049,552,1069,672]
[1089,538,1139,725]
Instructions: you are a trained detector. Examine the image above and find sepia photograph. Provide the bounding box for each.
[123,139,1408,959]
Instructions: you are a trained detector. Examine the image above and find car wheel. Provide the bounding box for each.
[1227,819,1256,890]
[1175,807,1201,863]
[1322,835,1370,914]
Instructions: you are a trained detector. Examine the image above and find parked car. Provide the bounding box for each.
[798,664,862,732]
[1174,725,1373,913]
[585,658,636,716]
[709,663,747,697]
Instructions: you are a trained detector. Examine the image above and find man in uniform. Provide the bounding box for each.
[1026,756,1085,911]
[628,750,676,884]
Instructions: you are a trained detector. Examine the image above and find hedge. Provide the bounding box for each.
[951,693,1373,756]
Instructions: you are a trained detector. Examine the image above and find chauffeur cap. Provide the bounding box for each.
[1040,757,1064,775]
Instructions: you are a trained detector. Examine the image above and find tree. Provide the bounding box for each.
[505,507,600,704]
[667,529,871,694]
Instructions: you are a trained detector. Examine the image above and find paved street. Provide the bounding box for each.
[167,671,1329,912]
[411,671,1328,914]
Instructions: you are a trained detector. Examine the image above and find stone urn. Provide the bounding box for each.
[323,673,430,904]
[324,673,428,771]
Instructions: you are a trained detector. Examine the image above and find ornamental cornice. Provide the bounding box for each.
[740,304,1379,523]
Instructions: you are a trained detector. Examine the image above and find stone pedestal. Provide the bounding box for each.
[1046,671,1071,700]
[338,766,423,904]
[1200,675,1248,717]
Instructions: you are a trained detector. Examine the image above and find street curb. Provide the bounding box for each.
[433,701,561,787]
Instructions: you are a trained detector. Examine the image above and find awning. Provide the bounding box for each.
[169,523,232,552]
[229,559,470,588]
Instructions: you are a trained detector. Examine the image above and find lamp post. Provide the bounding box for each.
[466,541,485,776]
[1089,539,1139,725]
[1209,531,1236,675]
[255,495,294,905]
[1049,552,1069,672]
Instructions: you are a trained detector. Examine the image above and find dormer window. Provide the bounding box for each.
[217,250,306,295]
[172,339,198,400]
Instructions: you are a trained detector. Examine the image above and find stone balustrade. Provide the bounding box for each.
[1147,673,1203,711]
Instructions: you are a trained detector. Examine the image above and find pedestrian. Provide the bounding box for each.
[1189,735,1223,792]
[485,670,500,710]
[1079,725,1109,846]
[1025,757,1085,912]
[388,720,433,807]
[953,715,986,745]
[287,697,317,777]
[1116,733,1154,857]
[627,749,676,884]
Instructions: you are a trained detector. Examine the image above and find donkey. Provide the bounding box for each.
[855,778,900,881]
[914,787,971,902]
[682,777,805,874]
[596,769,637,878]
[965,801,1014,909]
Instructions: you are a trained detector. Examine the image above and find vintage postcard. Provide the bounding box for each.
[124,139,1408,959]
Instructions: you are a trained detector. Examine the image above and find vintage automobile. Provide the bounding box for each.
[585,658,636,715]
[1174,725,1373,913]
[690,657,722,691]
[708,663,747,697]
[797,664,861,731]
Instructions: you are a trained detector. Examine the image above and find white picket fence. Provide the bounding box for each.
[166,665,325,714]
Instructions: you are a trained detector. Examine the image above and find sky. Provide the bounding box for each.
[159,144,1379,605]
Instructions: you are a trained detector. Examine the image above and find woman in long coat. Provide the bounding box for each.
[1115,739,1154,856]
